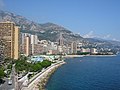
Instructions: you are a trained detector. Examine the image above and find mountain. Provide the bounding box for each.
[0,10,44,31]
[0,10,120,52]
[85,37,120,46]
[0,10,84,43]
[85,38,120,52]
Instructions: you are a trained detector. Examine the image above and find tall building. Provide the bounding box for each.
[59,33,64,46]
[0,21,20,59]
[24,36,31,56]
[20,33,38,55]
[14,26,20,59]
[20,33,30,54]
[34,35,38,44]
[31,34,38,55]
[0,45,5,63]
[20,33,26,45]
[31,35,35,55]
[71,42,77,54]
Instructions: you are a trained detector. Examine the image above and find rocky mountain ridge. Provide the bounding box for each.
[0,10,84,43]
[0,10,120,52]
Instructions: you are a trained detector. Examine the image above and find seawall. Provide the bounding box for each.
[22,61,65,90]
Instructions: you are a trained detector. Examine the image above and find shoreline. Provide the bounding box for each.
[63,55,85,58]
[86,55,117,57]
[63,54,116,58]
[22,61,66,90]
[21,54,117,90]
[37,61,66,90]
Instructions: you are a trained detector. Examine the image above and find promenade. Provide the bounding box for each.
[63,55,84,58]
[21,61,65,90]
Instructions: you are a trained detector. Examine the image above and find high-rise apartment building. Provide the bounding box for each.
[24,36,31,56]
[71,42,77,54]
[59,33,64,46]
[14,26,20,59]
[0,21,20,59]
[31,34,38,55]
[0,45,5,63]
[20,33,39,55]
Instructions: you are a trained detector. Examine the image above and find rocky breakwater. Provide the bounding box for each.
[22,61,66,90]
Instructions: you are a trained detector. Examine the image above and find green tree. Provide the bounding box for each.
[7,64,12,69]
[41,60,51,68]
[30,63,42,72]
[0,69,5,79]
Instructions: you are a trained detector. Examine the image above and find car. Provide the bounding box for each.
[8,79,12,85]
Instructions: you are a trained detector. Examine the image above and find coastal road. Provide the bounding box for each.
[22,61,65,90]
[0,77,15,90]
[0,64,17,90]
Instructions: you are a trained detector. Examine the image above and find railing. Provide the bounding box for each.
[19,61,65,90]
[28,61,64,85]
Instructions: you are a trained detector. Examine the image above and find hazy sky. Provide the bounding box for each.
[1,0,120,41]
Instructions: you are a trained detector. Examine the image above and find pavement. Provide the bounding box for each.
[22,61,65,90]
[0,77,15,90]
[0,64,17,90]
[0,61,65,90]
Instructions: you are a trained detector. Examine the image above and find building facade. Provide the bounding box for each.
[59,33,64,46]
[0,45,5,63]
[71,42,77,54]
[24,36,31,56]
[90,48,98,54]
[0,21,20,59]
[14,26,20,59]
[31,34,38,55]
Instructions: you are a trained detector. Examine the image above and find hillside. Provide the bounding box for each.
[0,10,120,52]
[0,10,83,42]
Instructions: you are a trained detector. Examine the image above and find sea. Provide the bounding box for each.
[46,55,120,90]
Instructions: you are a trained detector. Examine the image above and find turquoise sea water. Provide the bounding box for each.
[46,55,120,90]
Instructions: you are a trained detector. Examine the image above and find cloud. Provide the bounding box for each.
[112,38,120,42]
[0,0,5,10]
[83,31,113,40]
[83,31,95,38]
[103,34,111,39]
